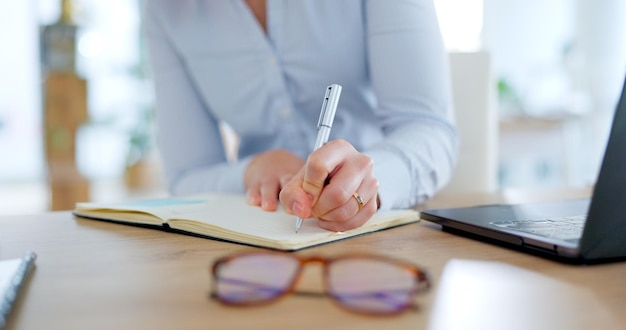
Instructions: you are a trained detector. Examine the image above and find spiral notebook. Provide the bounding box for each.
[0,252,36,328]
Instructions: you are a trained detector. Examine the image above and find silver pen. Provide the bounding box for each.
[295,84,342,233]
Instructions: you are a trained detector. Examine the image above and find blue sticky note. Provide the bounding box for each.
[123,199,205,208]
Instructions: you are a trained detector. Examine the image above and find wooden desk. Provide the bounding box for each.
[3,190,624,329]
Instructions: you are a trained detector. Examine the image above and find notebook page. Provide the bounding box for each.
[167,194,419,247]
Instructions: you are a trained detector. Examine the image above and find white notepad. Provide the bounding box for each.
[0,252,36,328]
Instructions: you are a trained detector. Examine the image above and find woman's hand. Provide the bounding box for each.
[244,150,305,211]
[279,139,379,232]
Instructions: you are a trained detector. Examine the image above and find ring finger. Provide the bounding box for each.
[317,176,379,223]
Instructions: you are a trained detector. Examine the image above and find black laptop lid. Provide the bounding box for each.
[580,75,626,260]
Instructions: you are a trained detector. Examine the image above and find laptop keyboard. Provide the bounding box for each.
[490,215,586,240]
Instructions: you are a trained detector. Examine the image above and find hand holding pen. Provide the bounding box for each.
[280,84,379,233]
[294,84,341,233]
[243,85,340,215]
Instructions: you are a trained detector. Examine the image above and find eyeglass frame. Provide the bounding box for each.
[209,250,431,315]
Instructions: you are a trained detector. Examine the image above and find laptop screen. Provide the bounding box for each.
[581,75,626,260]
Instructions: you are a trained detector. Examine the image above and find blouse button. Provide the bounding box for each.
[281,107,292,118]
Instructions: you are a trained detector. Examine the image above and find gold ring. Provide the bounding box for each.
[353,192,364,210]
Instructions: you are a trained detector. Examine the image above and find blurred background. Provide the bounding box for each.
[0,0,625,215]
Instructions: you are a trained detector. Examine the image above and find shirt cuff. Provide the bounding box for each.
[364,149,412,211]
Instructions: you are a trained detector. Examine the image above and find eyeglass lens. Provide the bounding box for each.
[214,253,299,304]
[327,258,417,313]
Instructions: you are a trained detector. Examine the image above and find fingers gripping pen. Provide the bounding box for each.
[295,84,342,233]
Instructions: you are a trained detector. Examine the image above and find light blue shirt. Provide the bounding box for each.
[143,0,457,210]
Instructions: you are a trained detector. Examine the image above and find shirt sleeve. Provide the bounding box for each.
[142,2,247,195]
[364,0,458,210]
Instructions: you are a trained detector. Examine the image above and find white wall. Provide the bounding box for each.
[0,0,43,182]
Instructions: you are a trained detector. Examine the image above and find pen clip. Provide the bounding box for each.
[317,84,341,129]
[317,86,333,129]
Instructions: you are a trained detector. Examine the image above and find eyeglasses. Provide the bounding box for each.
[210,251,430,315]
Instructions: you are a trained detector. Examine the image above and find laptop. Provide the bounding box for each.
[420,74,626,263]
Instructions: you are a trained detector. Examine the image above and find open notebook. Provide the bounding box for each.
[74,194,419,251]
